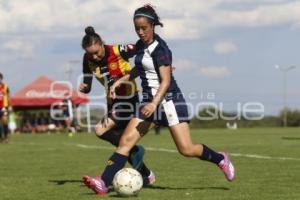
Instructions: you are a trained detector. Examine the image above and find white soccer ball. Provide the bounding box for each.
[113,168,143,196]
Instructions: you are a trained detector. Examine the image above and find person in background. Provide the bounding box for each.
[8,106,17,134]
[61,94,76,133]
[0,72,10,143]
[36,113,48,133]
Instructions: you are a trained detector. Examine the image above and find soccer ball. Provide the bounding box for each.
[113,168,143,196]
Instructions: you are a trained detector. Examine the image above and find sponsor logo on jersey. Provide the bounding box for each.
[119,44,128,52]
[107,160,114,166]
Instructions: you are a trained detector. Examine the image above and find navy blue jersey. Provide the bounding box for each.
[135,34,180,102]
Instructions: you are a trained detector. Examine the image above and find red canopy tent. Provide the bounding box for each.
[11,76,88,108]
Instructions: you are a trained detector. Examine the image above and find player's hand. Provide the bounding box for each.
[109,87,116,99]
[79,83,88,93]
[109,81,121,99]
[141,102,157,118]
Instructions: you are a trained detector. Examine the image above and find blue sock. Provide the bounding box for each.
[199,144,224,164]
[101,152,128,186]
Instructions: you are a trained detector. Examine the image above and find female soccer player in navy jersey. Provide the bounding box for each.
[87,5,235,195]
[79,26,155,188]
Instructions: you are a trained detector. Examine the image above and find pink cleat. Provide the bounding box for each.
[148,171,156,185]
[90,177,108,195]
[83,176,108,195]
[218,152,235,182]
[143,170,156,186]
[82,175,101,188]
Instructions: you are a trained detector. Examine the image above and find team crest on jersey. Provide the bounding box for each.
[110,62,117,70]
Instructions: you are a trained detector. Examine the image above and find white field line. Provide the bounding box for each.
[73,143,300,161]
[11,141,300,161]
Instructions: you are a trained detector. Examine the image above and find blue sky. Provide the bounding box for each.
[1,0,300,115]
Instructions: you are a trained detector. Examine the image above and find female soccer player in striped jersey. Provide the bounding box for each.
[87,5,235,195]
[0,72,10,143]
[79,27,155,187]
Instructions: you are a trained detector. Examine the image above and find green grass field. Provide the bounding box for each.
[1,128,300,200]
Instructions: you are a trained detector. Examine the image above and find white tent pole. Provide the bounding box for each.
[86,105,91,133]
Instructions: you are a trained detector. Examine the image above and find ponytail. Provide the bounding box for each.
[81,26,103,49]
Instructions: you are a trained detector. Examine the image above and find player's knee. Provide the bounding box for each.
[117,142,132,156]
[94,125,106,136]
[119,134,132,146]
[118,135,135,150]
[178,146,194,157]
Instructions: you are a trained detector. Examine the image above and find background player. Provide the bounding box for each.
[0,72,10,143]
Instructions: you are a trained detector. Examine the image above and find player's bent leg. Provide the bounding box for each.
[169,122,235,182]
[169,122,202,157]
[95,117,116,136]
[118,119,155,186]
[82,118,117,193]
[100,118,150,190]
[116,118,151,156]
[93,117,155,185]
[127,121,156,170]
[94,118,121,146]
[95,117,148,172]
[128,145,145,170]
[127,145,156,186]
[87,118,155,195]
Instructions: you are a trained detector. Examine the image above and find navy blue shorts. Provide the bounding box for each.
[136,92,190,127]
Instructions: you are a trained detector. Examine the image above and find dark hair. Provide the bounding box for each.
[81,26,103,49]
[0,72,3,79]
[133,4,163,27]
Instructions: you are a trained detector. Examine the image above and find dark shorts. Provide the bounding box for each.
[136,92,190,127]
[108,93,140,129]
[0,107,8,118]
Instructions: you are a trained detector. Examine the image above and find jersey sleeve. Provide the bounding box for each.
[82,54,93,93]
[118,44,136,60]
[153,45,172,67]
[4,85,9,107]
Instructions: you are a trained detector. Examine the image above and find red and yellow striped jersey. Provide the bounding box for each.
[82,44,138,97]
[0,83,9,108]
